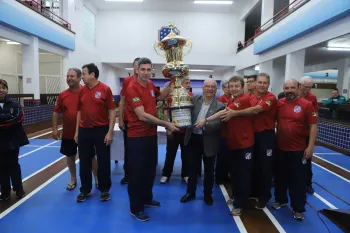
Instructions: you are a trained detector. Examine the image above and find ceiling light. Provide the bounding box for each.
[7,41,20,45]
[327,47,350,51]
[125,68,134,70]
[193,1,233,4]
[254,65,259,71]
[105,0,143,2]
[190,69,214,72]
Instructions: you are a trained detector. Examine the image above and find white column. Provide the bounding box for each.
[271,63,285,95]
[259,60,273,91]
[101,64,119,96]
[261,0,274,26]
[22,36,40,102]
[337,58,350,99]
[61,51,71,91]
[285,49,305,80]
[61,0,74,23]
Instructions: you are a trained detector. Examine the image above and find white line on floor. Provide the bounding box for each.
[262,208,286,233]
[313,154,350,173]
[19,141,59,159]
[314,153,341,155]
[313,192,337,209]
[219,185,248,233]
[22,156,65,182]
[0,159,79,220]
[29,128,62,140]
[312,161,350,184]
[24,145,60,148]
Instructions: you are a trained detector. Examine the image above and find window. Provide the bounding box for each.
[83,6,96,45]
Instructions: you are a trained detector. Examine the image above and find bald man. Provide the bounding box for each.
[273,79,317,221]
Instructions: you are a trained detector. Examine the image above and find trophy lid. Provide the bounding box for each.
[159,22,187,48]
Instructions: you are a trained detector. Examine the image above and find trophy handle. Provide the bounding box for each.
[183,40,193,57]
[154,41,166,58]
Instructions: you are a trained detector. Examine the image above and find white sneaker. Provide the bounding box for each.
[160,176,168,184]
[183,177,189,184]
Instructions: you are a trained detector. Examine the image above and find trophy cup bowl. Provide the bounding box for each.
[154,22,193,128]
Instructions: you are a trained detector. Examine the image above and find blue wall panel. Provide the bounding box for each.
[254,0,350,55]
[0,2,75,50]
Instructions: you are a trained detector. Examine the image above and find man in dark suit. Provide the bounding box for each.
[180,79,225,205]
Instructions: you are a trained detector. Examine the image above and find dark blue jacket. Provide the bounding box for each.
[0,96,29,152]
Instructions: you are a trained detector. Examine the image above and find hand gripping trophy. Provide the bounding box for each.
[154,22,193,128]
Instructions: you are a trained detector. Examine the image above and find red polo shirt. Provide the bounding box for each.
[125,79,160,137]
[226,94,254,150]
[277,97,317,151]
[250,92,277,132]
[217,94,232,138]
[120,76,136,122]
[78,82,115,128]
[303,92,319,112]
[53,87,81,139]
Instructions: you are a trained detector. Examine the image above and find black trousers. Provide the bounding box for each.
[251,130,275,204]
[230,146,254,208]
[0,148,23,195]
[306,136,312,186]
[274,150,307,212]
[128,136,157,213]
[162,132,187,178]
[78,125,111,193]
[186,134,216,195]
[122,120,129,178]
[215,138,230,182]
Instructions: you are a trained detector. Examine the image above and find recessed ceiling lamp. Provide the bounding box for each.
[105,0,143,2]
[327,47,350,51]
[193,1,233,4]
[7,41,20,45]
[190,69,214,72]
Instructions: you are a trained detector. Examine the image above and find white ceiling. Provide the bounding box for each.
[86,0,244,13]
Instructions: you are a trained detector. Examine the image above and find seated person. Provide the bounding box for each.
[323,88,346,106]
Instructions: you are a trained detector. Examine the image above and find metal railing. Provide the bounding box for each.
[17,0,72,31]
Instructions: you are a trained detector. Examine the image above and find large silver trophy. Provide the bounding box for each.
[154,22,193,128]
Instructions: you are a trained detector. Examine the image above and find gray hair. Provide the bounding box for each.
[68,68,82,78]
[299,76,313,84]
[181,76,190,84]
[204,78,217,87]
[221,80,229,89]
[257,72,270,84]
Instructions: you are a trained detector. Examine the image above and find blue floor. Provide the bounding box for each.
[314,146,350,171]
[0,140,349,233]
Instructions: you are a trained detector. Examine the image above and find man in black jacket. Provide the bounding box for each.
[0,79,28,200]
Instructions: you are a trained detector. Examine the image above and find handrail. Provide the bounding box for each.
[237,0,310,53]
[17,0,72,31]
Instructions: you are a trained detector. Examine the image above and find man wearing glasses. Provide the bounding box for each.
[246,76,257,96]
[299,76,318,194]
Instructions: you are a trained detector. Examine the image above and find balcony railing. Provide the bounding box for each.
[16,0,72,31]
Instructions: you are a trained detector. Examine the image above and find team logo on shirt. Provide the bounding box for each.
[132,97,140,102]
[266,100,272,106]
[245,152,252,160]
[294,105,301,113]
[150,90,155,97]
[95,92,101,99]
[266,149,272,156]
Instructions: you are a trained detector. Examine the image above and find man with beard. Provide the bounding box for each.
[53,68,98,191]
[299,76,318,194]
[124,57,178,221]
[273,79,317,221]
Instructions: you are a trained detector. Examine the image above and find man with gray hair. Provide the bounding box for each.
[52,68,98,191]
[299,76,318,194]
[180,79,225,206]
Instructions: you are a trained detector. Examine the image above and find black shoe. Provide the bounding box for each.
[255,201,266,209]
[0,193,11,201]
[16,190,26,199]
[180,193,196,203]
[76,192,91,202]
[306,185,314,194]
[120,177,128,185]
[130,211,150,222]
[204,195,214,206]
[145,200,160,208]
[100,192,110,202]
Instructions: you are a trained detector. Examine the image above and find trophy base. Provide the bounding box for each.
[169,105,192,128]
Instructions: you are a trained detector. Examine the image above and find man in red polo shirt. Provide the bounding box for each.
[124,57,178,222]
[118,57,140,185]
[74,63,116,203]
[246,76,257,96]
[226,73,277,209]
[273,79,317,221]
[160,77,192,184]
[299,76,318,194]
[215,80,232,184]
[203,76,254,216]
[52,68,98,191]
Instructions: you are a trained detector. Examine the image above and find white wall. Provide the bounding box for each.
[96,11,238,66]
